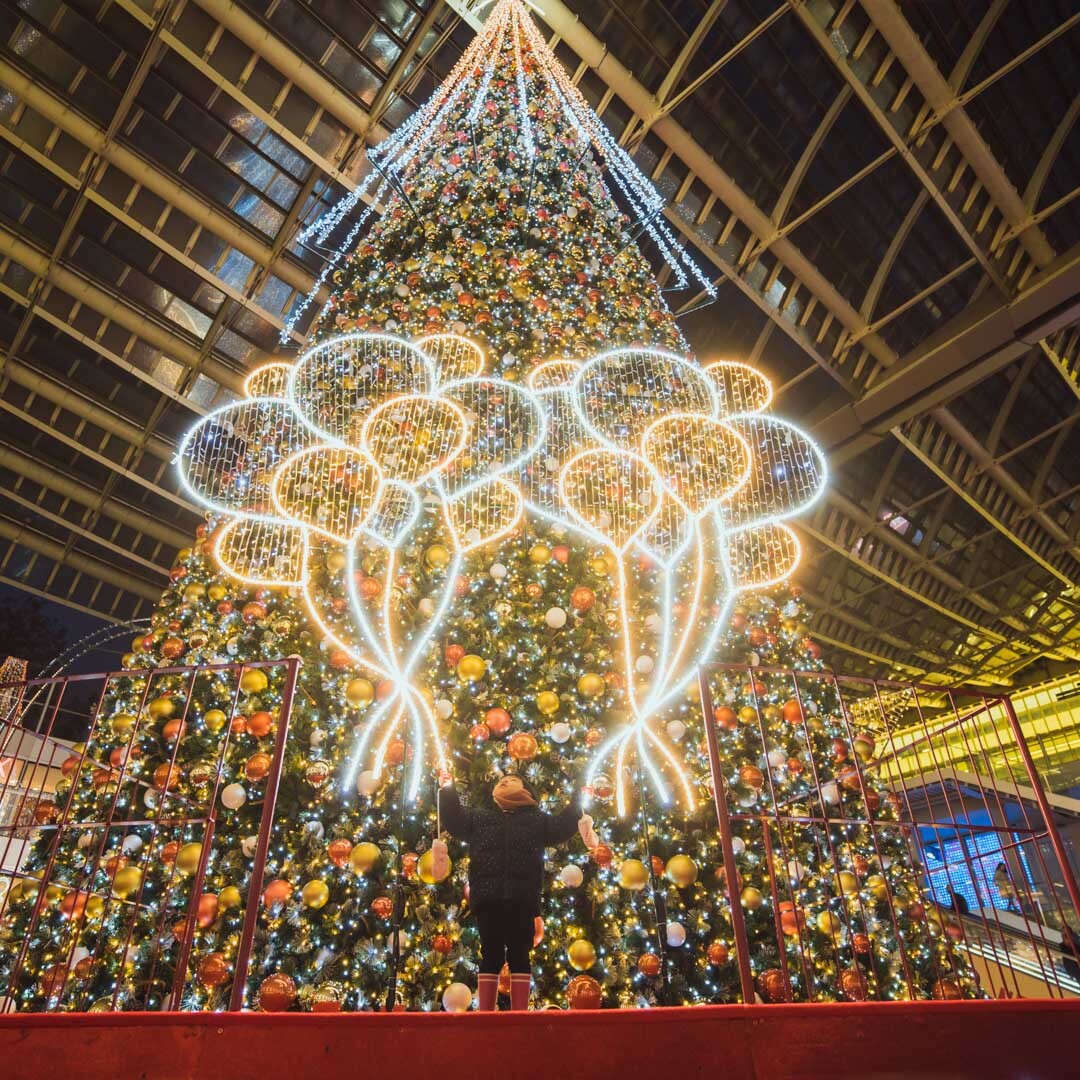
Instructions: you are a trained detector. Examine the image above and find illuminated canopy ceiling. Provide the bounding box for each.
[0,0,1078,690]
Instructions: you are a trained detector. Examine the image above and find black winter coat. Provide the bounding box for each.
[439,785,580,916]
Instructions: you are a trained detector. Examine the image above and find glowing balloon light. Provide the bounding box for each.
[177,331,826,811]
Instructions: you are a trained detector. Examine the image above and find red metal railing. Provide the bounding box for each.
[0,660,299,1012]
[700,665,1080,1003]
[2,658,1078,1010]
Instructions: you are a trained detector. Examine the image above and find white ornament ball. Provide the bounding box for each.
[545,607,567,629]
[560,864,584,888]
[418,597,435,618]
[143,788,159,810]
[666,720,686,741]
[241,835,259,859]
[70,946,91,966]
[788,859,807,883]
[77,832,94,850]
[490,563,507,580]
[666,921,686,947]
[822,780,841,806]
[390,930,410,951]
[435,699,454,720]
[644,613,660,632]
[221,783,247,810]
[731,836,746,856]
[303,820,325,842]
[549,722,572,744]
[121,835,143,856]
[310,727,326,748]
[635,655,654,674]
[357,770,380,797]
[766,749,787,768]
[442,982,473,1013]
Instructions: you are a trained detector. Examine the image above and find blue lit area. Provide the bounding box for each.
[921,814,1035,912]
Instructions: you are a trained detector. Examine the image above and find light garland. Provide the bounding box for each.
[178,332,826,811]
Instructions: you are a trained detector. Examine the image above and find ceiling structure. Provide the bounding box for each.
[0,0,1077,690]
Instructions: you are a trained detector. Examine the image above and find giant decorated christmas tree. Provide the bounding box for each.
[0,0,978,1011]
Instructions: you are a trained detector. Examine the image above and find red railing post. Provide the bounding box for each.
[228,657,301,1011]
[1001,695,1080,922]
[698,669,755,1004]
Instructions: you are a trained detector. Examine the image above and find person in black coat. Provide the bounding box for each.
[439,773,582,1011]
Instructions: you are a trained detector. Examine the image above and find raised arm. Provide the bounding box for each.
[439,783,477,839]
[543,791,583,846]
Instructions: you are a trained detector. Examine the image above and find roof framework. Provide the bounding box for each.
[0,0,1077,687]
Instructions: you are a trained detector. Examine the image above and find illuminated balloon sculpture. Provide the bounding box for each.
[178,334,825,810]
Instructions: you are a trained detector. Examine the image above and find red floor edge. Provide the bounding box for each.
[1,1000,1077,1079]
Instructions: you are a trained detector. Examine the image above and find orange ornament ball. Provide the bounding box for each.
[781,699,804,724]
[707,941,730,966]
[59,890,89,920]
[444,644,465,666]
[469,723,490,742]
[160,840,180,866]
[637,953,662,978]
[590,843,614,869]
[241,602,266,624]
[359,577,381,600]
[246,711,274,738]
[160,636,185,660]
[197,952,230,988]
[839,968,869,1001]
[432,935,452,955]
[153,763,180,791]
[162,718,186,743]
[386,739,411,765]
[328,839,353,868]
[584,728,602,748]
[197,893,219,928]
[714,706,738,731]
[262,879,293,908]
[60,754,82,778]
[779,902,805,936]
[244,752,272,782]
[566,974,603,1010]
[738,764,764,790]
[932,978,963,1000]
[571,587,595,612]
[485,708,512,736]
[258,973,296,1012]
[852,932,872,955]
[329,650,352,670]
[552,545,570,564]
[757,968,788,1003]
[507,732,539,761]
[372,896,393,919]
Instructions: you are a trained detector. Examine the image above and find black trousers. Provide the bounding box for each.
[474,900,534,974]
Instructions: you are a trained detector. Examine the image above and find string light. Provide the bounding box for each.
[178,331,826,813]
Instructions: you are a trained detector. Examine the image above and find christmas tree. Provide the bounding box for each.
[0,0,977,1011]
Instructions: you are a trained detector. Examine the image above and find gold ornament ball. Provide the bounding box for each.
[577,673,606,699]
[207,583,228,602]
[567,939,597,971]
[147,696,175,721]
[240,669,268,694]
[457,654,487,681]
[817,910,843,936]
[837,871,859,896]
[110,713,137,738]
[350,842,381,875]
[182,584,206,604]
[111,866,142,899]
[666,854,699,888]
[418,849,452,884]
[507,732,539,761]
[345,678,375,708]
[536,690,560,715]
[737,706,758,725]
[176,842,204,876]
[618,859,649,891]
[740,886,764,910]
[301,879,330,909]
[326,551,347,574]
[865,874,889,901]
[528,544,551,564]
[425,543,451,569]
[219,885,243,911]
[203,709,227,735]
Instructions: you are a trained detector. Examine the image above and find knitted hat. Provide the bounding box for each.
[493,775,537,811]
